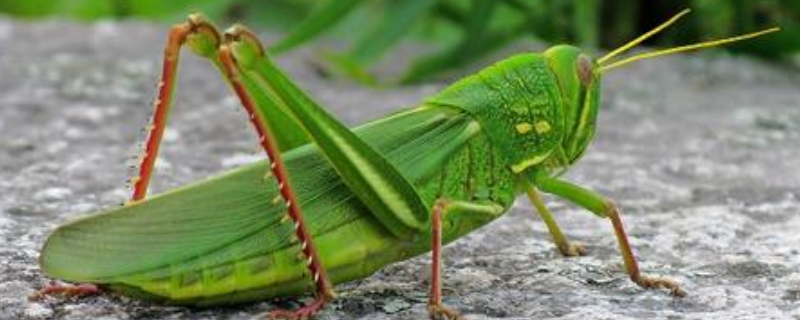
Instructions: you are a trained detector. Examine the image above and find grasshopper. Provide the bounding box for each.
[36,9,778,320]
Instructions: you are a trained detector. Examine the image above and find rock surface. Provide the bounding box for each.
[1,18,800,320]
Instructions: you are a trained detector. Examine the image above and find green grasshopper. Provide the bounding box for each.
[36,9,777,320]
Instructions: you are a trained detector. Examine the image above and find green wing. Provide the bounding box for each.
[40,106,477,282]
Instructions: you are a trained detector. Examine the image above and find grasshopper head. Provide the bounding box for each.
[543,45,601,165]
[542,10,778,166]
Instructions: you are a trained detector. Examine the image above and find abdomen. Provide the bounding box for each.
[120,214,407,306]
[42,106,515,305]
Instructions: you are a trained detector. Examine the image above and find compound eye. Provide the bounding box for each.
[577,54,594,87]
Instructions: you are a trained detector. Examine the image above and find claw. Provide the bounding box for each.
[558,242,587,257]
[635,275,686,297]
[29,282,102,301]
[267,297,326,320]
[427,303,463,320]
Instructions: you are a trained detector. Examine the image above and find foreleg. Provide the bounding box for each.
[536,176,685,297]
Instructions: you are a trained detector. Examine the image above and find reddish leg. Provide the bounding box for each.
[131,15,219,201]
[607,204,686,297]
[428,200,462,320]
[34,18,214,300]
[218,44,333,319]
[30,282,101,301]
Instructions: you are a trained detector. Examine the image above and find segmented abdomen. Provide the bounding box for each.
[99,107,510,305]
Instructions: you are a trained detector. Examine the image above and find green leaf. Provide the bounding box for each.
[318,51,379,86]
[271,0,366,54]
[400,28,517,84]
[401,0,522,84]
[573,0,599,50]
[349,0,439,64]
[0,0,115,19]
[460,0,496,57]
[122,0,236,22]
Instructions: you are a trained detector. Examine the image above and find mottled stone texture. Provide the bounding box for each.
[1,18,800,320]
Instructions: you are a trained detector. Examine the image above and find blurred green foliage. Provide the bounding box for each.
[0,0,796,84]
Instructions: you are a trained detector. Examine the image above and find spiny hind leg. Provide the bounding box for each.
[129,13,221,202]
[34,15,220,300]
[133,15,335,317]
[30,282,102,301]
[536,177,685,297]
[525,186,586,257]
[217,32,334,319]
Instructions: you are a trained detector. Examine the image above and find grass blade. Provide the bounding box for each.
[349,0,439,64]
[271,0,365,54]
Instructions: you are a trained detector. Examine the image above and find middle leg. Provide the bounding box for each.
[525,185,586,257]
[426,199,505,320]
[428,199,462,320]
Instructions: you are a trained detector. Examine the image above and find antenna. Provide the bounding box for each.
[599,27,780,73]
[597,9,691,65]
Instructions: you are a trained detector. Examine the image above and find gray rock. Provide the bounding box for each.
[1,18,799,320]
